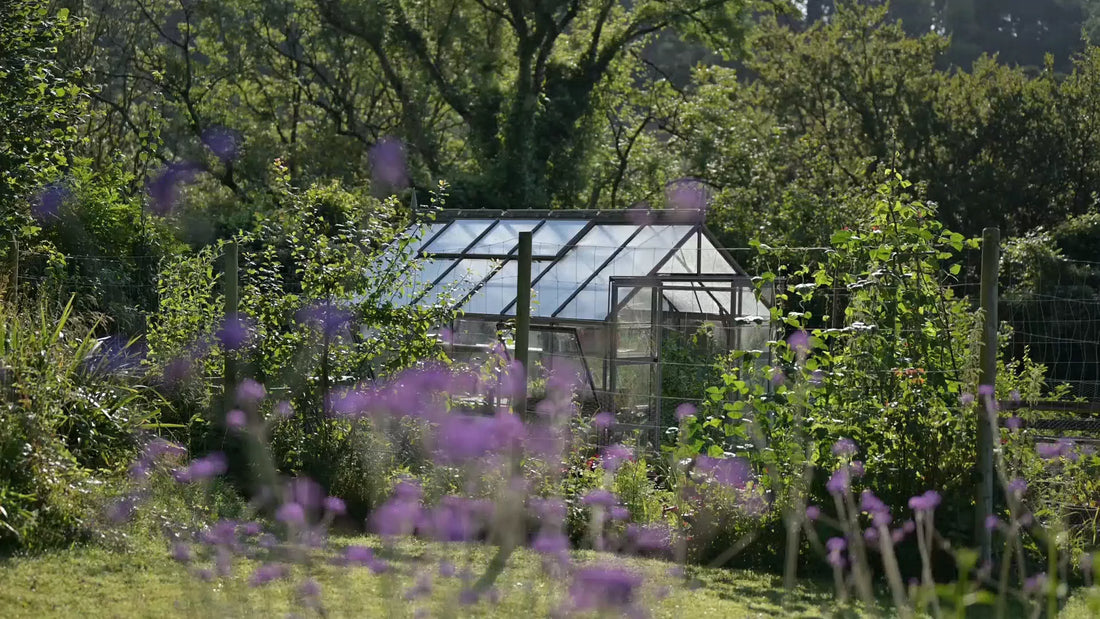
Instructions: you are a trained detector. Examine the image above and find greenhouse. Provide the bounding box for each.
[387,209,774,441]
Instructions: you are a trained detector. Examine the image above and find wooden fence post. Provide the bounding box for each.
[977,227,999,564]
[9,235,18,307]
[514,231,532,416]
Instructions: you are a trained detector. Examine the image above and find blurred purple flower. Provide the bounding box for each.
[908,490,941,513]
[985,515,1000,531]
[274,400,294,418]
[569,566,643,613]
[609,506,630,521]
[324,496,346,515]
[826,468,850,495]
[532,530,570,555]
[298,577,322,600]
[372,496,421,537]
[290,477,324,510]
[832,438,858,457]
[171,543,192,563]
[1009,389,1021,402]
[581,489,617,508]
[592,411,614,429]
[404,573,433,601]
[826,537,847,568]
[1024,573,1047,594]
[902,520,916,534]
[239,521,262,536]
[1005,416,1023,431]
[627,524,673,553]
[185,452,227,482]
[32,183,70,221]
[249,563,286,587]
[530,498,567,525]
[297,302,355,337]
[439,561,457,577]
[695,455,752,488]
[664,178,709,220]
[201,126,240,162]
[861,490,891,525]
[864,527,880,545]
[369,137,408,190]
[805,505,821,521]
[978,384,994,397]
[459,588,479,605]
[146,162,200,216]
[601,444,633,472]
[787,330,811,357]
[960,392,975,406]
[675,403,696,421]
[216,314,251,350]
[226,408,246,430]
[276,502,306,526]
[236,379,266,406]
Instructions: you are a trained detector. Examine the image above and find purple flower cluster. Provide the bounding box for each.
[694,455,752,488]
[907,490,941,513]
[173,452,227,483]
[567,565,644,614]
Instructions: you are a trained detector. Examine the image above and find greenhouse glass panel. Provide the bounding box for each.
[533,224,640,319]
[423,220,494,254]
[531,220,588,255]
[420,259,497,306]
[555,226,691,320]
[467,220,541,254]
[393,258,455,306]
[464,260,548,315]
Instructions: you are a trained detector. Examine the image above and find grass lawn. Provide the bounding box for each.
[0,534,879,618]
[1,535,1095,618]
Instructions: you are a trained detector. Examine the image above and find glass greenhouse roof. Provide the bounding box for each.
[383,211,759,322]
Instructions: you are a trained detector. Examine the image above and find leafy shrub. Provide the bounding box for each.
[0,298,157,552]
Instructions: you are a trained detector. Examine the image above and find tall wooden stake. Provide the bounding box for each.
[8,235,18,307]
[514,231,532,416]
[977,227,999,564]
[223,240,240,413]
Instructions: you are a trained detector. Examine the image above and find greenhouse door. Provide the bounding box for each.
[607,280,662,448]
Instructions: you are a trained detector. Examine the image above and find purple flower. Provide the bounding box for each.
[861,491,892,525]
[581,489,617,508]
[296,303,355,337]
[249,563,286,587]
[907,490,942,513]
[236,379,266,406]
[274,400,294,418]
[985,515,1000,531]
[404,573,433,601]
[787,330,811,357]
[239,521,262,536]
[226,409,247,430]
[805,505,821,521]
[344,545,375,565]
[832,438,858,457]
[960,393,975,406]
[664,178,709,218]
[592,412,614,429]
[1024,573,1047,594]
[978,384,995,397]
[609,506,630,521]
[694,455,752,488]
[276,502,306,526]
[324,496,347,515]
[216,314,251,350]
[185,452,227,482]
[372,496,421,537]
[439,561,457,577]
[849,461,865,477]
[675,403,697,421]
[32,183,69,221]
[532,530,570,555]
[530,498,567,524]
[369,137,408,190]
[298,578,321,599]
[1009,389,1021,402]
[601,444,633,472]
[290,477,324,509]
[201,126,240,162]
[569,566,643,612]
[1007,478,1027,496]
[826,468,850,495]
[864,527,880,545]
[826,537,847,568]
[171,543,192,563]
[146,161,200,215]
[627,524,673,553]
[1005,416,1023,431]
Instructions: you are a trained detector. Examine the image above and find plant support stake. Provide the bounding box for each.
[514,231,532,416]
[977,226,999,564]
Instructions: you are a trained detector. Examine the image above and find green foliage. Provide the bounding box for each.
[0,298,158,552]
[678,174,987,542]
[0,0,85,240]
